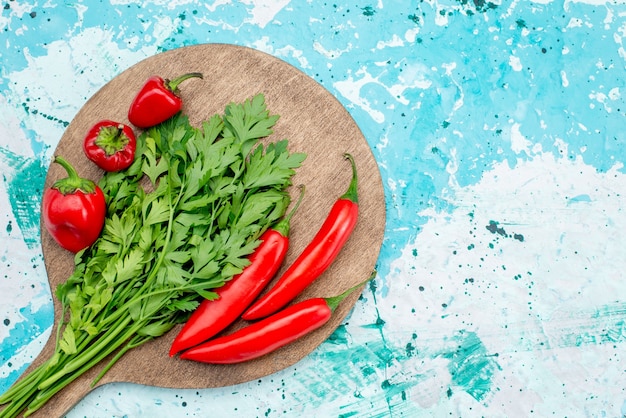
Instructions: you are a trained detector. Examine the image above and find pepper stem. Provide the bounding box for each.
[52,156,97,195]
[95,124,130,156]
[340,153,358,203]
[166,72,203,93]
[325,270,377,312]
[272,184,305,237]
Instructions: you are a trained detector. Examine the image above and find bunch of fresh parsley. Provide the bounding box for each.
[0,94,306,417]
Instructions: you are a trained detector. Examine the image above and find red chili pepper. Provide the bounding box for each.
[180,271,376,364]
[169,186,306,356]
[128,72,203,129]
[242,153,359,321]
[42,156,106,253]
[82,120,137,172]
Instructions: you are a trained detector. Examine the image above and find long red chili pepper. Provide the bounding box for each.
[242,153,359,321]
[169,186,306,356]
[82,120,137,172]
[128,72,203,129]
[180,271,376,364]
[42,156,106,253]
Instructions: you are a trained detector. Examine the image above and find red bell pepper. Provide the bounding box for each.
[180,271,376,364]
[169,186,306,356]
[128,72,203,129]
[242,153,359,320]
[42,156,106,253]
[82,120,137,172]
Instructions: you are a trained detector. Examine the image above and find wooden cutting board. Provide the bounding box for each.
[17,44,385,417]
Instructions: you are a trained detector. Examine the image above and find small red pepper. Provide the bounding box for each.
[82,120,137,172]
[169,186,306,357]
[242,153,359,321]
[42,156,106,253]
[128,72,203,129]
[180,271,376,364]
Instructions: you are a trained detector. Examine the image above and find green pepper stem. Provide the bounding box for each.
[167,72,203,92]
[95,124,130,156]
[54,156,80,182]
[273,184,305,237]
[340,153,358,204]
[325,270,377,312]
[52,156,97,195]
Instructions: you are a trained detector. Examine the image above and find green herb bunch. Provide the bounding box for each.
[0,94,306,417]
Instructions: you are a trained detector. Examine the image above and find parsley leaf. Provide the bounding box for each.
[244,141,307,189]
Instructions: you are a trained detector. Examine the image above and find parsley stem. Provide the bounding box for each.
[91,334,150,387]
[37,315,133,391]
[26,320,148,415]
[0,363,44,404]
[0,391,34,418]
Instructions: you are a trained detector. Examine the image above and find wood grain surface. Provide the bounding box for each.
[19,44,385,417]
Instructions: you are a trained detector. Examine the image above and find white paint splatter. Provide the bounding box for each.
[560,70,569,87]
[312,41,353,59]
[333,61,433,122]
[404,27,421,43]
[241,0,291,28]
[376,34,404,49]
[435,6,449,27]
[510,122,532,154]
[397,62,433,91]
[565,0,626,7]
[109,0,198,9]
[509,55,523,71]
[567,17,584,28]
[333,69,385,123]
[608,87,621,100]
[205,0,233,12]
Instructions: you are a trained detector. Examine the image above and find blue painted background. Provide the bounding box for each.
[1,0,625,416]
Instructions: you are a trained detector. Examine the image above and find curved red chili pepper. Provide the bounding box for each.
[128,72,203,129]
[242,153,359,321]
[42,156,106,253]
[83,120,137,172]
[169,186,306,356]
[180,271,376,364]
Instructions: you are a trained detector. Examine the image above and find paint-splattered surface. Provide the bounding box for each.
[1,1,625,416]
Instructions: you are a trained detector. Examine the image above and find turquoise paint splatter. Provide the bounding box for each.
[0,147,47,249]
[568,194,592,204]
[295,327,500,413]
[302,338,426,415]
[292,284,500,411]
[20,102,69,128]
[455,0,499,14]
[326,324,349,345]
[361,6,375,17]
[485,220,525,242]
[441,330,500,402]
